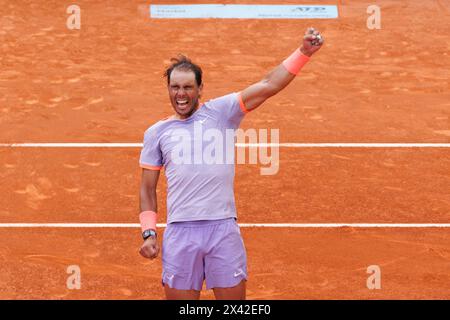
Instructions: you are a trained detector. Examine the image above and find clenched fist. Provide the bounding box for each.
[300,27,324,57]
[139,236,160,260]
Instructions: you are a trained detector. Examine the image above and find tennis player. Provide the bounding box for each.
[138,27,324,300]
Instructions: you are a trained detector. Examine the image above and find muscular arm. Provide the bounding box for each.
[139,168,160,212]
[139,168,160,260]
[241,27,324,111]
[240,63,296,111]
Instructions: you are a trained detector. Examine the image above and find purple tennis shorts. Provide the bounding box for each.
[161,217,247,291]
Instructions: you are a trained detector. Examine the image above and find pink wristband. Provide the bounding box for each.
[282,48,310,75]
[139,210,157,232]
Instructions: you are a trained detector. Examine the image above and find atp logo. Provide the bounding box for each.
[291,6,326,12]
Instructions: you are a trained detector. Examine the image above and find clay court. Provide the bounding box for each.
[0,0,449,299]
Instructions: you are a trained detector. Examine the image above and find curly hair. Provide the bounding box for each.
[164,54,203,87]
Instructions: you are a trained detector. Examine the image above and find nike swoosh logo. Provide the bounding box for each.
[166,274,174,280]
[233,271,243,277]
[198,116,209,124]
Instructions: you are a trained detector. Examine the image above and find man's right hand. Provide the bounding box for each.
[139,237,160,260]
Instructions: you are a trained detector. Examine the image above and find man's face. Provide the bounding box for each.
[168,69,203,119]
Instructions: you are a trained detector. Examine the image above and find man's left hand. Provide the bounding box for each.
[300,27,324,57]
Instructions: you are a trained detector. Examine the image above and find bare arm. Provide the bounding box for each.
[139,168,161,260]
[241,27,324,111]
[139,168,160,212]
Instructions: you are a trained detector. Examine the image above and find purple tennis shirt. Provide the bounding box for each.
[139,92,248,224]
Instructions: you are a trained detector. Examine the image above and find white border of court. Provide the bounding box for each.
[1,223,449,228]
[1,142,447,229]
[0,143,449,148]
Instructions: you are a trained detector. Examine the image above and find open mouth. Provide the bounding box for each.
[176,99,189,109]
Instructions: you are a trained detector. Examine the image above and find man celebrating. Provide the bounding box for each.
[138,27,324,300]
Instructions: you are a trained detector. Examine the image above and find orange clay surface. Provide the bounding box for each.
[0,0,449,299]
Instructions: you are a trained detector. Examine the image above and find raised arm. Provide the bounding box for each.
[241,27,324,111]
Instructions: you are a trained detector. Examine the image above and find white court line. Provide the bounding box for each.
[1,223,450,228]
[0,143,449,148]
